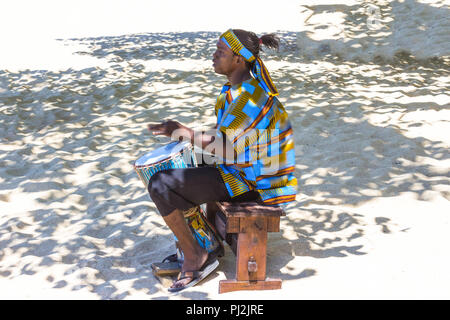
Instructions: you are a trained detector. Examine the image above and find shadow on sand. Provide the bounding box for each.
[0,2,449,298]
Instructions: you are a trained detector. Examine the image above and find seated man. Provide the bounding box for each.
[147,29,297,292]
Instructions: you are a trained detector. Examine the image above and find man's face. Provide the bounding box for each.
[212,39,239,75]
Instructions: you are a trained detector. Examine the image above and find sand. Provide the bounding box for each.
[0,0,449,299]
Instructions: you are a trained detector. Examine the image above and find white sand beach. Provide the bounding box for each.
[0,0,449,299]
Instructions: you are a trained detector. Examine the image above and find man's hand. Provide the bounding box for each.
[148,120,193,141]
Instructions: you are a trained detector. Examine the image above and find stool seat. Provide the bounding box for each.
[217,201,286,217]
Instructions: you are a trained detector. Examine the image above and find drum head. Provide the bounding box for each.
[135,141,191,167]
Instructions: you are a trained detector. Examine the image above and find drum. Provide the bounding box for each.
[134,141,196,188]
[134,141,221,260]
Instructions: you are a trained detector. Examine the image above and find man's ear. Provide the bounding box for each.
[234,55,245,66]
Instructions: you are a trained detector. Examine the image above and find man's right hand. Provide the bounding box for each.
[148,120,195,145]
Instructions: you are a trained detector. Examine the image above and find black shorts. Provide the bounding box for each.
[147,166,260,216]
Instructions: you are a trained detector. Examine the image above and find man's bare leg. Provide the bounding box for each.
[162,208,208,289]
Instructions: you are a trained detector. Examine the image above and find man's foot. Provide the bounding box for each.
[170,248,208,290]
[168,252,219,293]
[168,247,220,292]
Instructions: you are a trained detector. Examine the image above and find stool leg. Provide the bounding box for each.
[236,216,267,281]
[219,216,282,293]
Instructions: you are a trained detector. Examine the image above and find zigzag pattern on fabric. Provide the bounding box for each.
[233,96,274,144]
[222,31,244,53]
[238,170,256,189]
[256,166,295,182]
[258,182,297,201]
[226,90,233,104]
[215,94,226,117]
[268,176,289,189]
[257,57,278,96]
[218,166,249,196]
[234,130,260,156]
[267,102,286,131]
[264,194,296,205]
[225,91,252,131]
[251,127,293,152]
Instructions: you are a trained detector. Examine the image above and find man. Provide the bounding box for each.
[148,29,297,292]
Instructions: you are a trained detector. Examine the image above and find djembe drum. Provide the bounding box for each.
[133,141,221,262]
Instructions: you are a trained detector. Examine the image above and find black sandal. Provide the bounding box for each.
[168,255,219,293]
[151,254,182,276]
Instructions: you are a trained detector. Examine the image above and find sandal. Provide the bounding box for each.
[151,244,224,277]
[168,255,219,293]
[151,254,182,276]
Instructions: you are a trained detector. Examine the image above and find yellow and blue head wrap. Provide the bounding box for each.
[219,29,279,97]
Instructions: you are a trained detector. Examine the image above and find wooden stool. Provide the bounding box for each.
[206,201,285,294]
